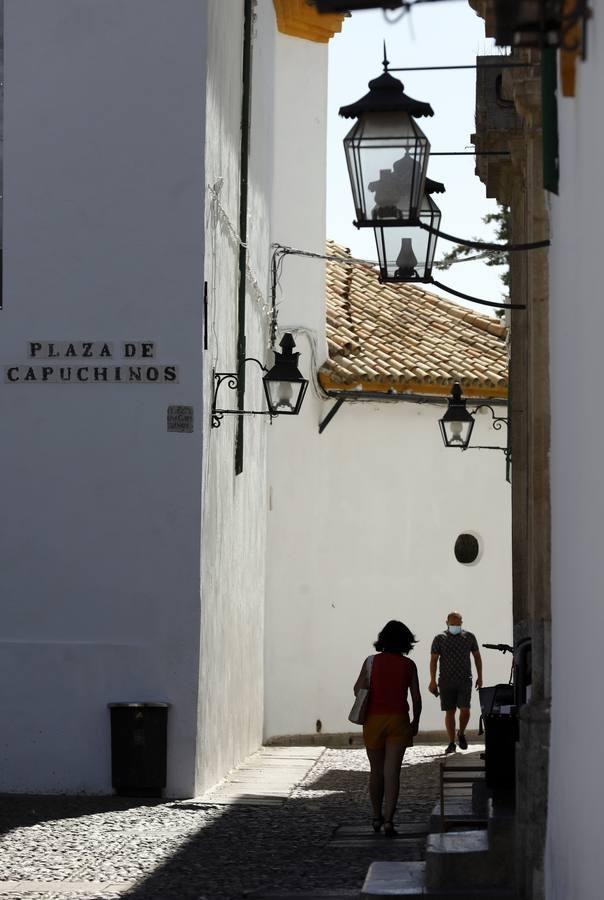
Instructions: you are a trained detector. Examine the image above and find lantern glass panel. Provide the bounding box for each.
[344,112,430,226]
[263,377,308,416]
[440,417,474,448]
[374,194,441,282]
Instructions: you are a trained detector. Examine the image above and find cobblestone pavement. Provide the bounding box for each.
[0,744,444,900]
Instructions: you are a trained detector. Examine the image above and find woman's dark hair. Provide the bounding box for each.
[374,620,417,655]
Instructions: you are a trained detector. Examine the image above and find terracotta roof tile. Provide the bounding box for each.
[319,241,508,398]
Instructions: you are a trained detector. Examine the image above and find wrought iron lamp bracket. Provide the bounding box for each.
[468,402,508,431]
[463,403,512,478]
[211,358,274,429]
[462,444,511,460]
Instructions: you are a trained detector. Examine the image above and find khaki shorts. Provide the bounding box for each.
[363,713,414,750]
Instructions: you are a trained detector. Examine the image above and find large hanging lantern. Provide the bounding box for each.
[339,58,433,227]
[262,333,309,416]
[373,177,443,283]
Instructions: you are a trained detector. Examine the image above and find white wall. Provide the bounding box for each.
[0,1,207,794]
[265,13,511,739]
[546,14,604,898]
[266,394,513,737]
[197,0,277,793]
[271,29,329,353]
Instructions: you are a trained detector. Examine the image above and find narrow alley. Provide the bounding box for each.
[0,744,447,899]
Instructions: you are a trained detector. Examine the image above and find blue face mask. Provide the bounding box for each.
[448,625,462,635]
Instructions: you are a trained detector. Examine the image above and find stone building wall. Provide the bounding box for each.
[470,5,552,896]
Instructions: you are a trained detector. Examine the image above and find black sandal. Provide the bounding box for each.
[372,815,384,833]
[384,821,398,838]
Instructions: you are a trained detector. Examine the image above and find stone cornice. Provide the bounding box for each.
[273,0,346,43]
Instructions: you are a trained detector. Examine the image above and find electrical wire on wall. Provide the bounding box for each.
[207,181,274,336]
[270,242,525,310]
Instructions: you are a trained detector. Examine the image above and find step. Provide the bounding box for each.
[426,830,508,891]
[331,821,428,847]
[361,860,516,898]
[361,861,426,897]
[487,799,515,860]
[429,799,487,833]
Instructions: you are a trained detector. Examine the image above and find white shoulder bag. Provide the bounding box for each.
[348,655,375,725]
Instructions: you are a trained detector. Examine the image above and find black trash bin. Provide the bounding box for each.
[108,702,169,797]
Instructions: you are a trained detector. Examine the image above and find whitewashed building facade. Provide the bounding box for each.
[0,0,343,797]
[266,245,513,738]
[545,9,604,899]
[0,0,513,798]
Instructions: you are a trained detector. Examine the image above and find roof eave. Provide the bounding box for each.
[318,373,509,400]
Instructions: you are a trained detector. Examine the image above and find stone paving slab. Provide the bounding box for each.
[331,836,425,850]
[331,822,428,847]
[198,745,325,807]
[441,749,485,765]
[0,883,133,895]
[260,748,325,756]
[255,893,359,899]
[184,795,285,807]
[335,822,428,837]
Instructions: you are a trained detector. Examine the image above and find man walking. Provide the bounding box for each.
[429,611,483,754]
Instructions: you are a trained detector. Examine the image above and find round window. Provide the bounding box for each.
[454,533,480,565]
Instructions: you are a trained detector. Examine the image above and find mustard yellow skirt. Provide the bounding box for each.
[363,713,414,750]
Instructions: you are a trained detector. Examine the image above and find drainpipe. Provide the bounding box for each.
[235,0,254,475]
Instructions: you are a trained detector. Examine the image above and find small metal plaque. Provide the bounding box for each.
[167,405,194,433]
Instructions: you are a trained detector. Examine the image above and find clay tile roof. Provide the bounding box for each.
[319,240,509,399]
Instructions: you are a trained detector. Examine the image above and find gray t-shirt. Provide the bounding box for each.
[431,630,479,685]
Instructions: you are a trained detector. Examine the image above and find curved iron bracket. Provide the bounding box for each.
[211,359,274,429]
[469,403,508,432]
[464,403,512,482]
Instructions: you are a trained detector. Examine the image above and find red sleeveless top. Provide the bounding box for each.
[366,652,415,715]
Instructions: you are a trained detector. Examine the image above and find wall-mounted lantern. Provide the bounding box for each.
[262,333,309,416]
[212,333,308,428]
[439,381,511,480]
[339,54,433,228]
[439,382,476,449]
[373,176,443,283]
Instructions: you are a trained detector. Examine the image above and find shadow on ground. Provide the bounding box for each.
[0,794,163,837]
[0,748,443,899]
[119,751,441,899]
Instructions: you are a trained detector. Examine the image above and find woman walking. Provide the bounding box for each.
[353,620,422,837]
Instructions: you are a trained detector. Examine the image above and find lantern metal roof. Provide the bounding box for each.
[425,176,445,194]
[339,70,434,120]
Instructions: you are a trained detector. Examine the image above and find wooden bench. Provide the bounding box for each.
[439,760,487,831]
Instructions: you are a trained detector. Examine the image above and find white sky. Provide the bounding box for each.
[326,2,508,312]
